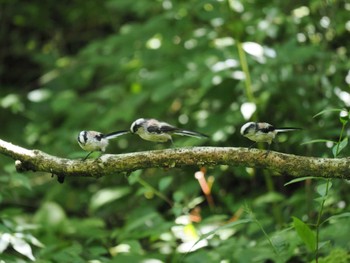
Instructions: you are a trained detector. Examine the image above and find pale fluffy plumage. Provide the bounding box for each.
[130,118,208,143]
[240,122,301,156]
[77,130,129,160]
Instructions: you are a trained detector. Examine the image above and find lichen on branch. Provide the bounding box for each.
[0,139,349,179]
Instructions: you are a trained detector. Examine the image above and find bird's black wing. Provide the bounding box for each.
[147,124,178,134]
[259,123,275,133]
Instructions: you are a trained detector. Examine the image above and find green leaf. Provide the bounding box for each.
[186,219,253,254]
[332,137,348,157]
[52,243,84,263]
[254,192,285,205]
[301,139,335,145]
[128,170,142,185]
[324,248,350,263]
[158,176,173,191]
[34,202,66,228]
[314,196,327,205]
[292,216,316,252]
[8,234,36,261]
[284,176,323,186]
[316,182,332,197]
[89,187,131,211]
[322,212,350,225]
[339,110,349,125]
[313,108,345,118]
[26,234,44,248]
[0,233,10,253]
[109,240,144,256]
[10,174,32,191]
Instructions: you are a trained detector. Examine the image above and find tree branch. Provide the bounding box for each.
[0,138,349,179]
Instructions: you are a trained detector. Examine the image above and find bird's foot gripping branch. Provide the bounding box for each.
[1,138,350,180]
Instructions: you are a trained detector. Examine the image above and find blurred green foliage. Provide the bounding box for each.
[1,0,350,262]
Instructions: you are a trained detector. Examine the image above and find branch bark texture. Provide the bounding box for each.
[0,139,349,179]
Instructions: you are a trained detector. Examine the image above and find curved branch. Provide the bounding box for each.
[0,138,349,179]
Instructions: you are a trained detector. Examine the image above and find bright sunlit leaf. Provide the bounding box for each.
[89,187,131,211]
[13,242,35,261]
[25,234,44,248]
[0,233,10,253]
[339,110,349,125]
[11,235,35,261]
[240,102,256,120]
[185,219,253,254]
[243,42,264,57]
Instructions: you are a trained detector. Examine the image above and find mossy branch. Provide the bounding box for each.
[0,138,349,179]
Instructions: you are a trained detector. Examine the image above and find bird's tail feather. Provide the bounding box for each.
[174,130,209,139]
[104,130,130,139]
[275,127,302,133]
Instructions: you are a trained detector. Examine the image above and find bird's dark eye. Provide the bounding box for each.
[244,123,255,135]
[131,124,140,133]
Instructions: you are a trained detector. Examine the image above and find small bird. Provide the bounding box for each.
[130,118,208,143]
[77,130,130,160]
[240,122,301,156]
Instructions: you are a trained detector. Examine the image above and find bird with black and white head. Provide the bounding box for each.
[240,122,301,156]
[77,130,130,160]
[130,118,208,143]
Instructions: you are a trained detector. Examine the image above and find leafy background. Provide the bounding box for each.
[1,0,350,262]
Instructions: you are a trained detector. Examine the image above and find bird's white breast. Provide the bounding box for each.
[136,127,172,142]
[245,130,277,144]
[79,137,109,152]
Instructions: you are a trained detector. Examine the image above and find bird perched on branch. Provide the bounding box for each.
[130,118,208,143]
[77,130,130,160]
[240,122,301,157]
